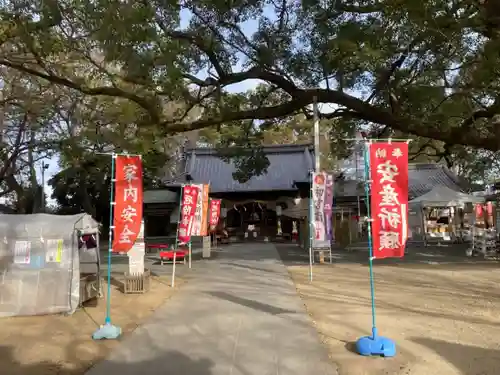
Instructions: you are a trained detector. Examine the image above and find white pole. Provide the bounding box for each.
[171,252,177,287]
[356,142,362,239]
[188,242,192,269]
[313,97,320,172]
[348,209,352,245]
[313,97,324,263]
[309,177,313,282]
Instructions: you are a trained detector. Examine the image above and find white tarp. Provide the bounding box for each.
[409,186,484,207]
[0,213,99,317]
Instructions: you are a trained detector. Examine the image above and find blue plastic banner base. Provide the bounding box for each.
[356,331,396,357]
[92,322,122,340]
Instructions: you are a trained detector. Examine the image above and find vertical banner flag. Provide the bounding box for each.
[324,173,334,242]
[369,142,408,259]
[191,184,204,235]
[208,199,221,232]
[200,185,210,236]
[178,185,199,244]
[311,172,331,248]
[112,155,143,253]
[475,204,483,220]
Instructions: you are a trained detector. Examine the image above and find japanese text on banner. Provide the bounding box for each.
[208,199,221,232]
[112,156,143,253]
[190,184,205,235]
[311,172,331,248]
[369,142,408,259]
[324,174,334,242]
[178,185,199,244]
[200,185,210,236]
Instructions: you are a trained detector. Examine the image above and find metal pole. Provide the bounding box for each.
[308,171,314,282]
[341,138,412,142]
[313,97,320,172]
[41,161,49,212]
[313,97,325,263]
[174,185,184,249]
[356,142,362,239]
[105,154,116,325]
[188,241,192,269]
[171,251,177,287]
[363,142,378,339]
[41,161,45,212]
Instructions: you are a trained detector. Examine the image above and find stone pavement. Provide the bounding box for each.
[86,243,338,375]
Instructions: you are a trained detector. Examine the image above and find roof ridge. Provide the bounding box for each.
[186,143,313,154]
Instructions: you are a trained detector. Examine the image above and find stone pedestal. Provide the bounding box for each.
[128,220,145,275]
[202,236,211,258]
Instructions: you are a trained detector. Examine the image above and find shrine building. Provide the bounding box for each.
[143,143,465,244]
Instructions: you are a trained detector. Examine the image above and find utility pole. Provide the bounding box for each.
[313,97,320,171]
[312,97,325,263]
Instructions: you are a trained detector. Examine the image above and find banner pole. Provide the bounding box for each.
[172,251,177,287]
[92,153,121,340]
[355,140,396,357]
[172,185,184,287]
[174,185,184,250]
[308,171,313,282]
[363,143,378,338]
[188,241,192,269]
[105,154,116,325]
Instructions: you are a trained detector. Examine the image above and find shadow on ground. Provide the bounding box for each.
[275,243,500,270]
[206,290,298,315]
[411,337,500,375]
[0,344,215,375]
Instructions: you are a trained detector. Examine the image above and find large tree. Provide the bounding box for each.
[1,0,500,156]
[0,67,63,212]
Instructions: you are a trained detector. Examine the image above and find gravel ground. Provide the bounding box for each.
[0,275,185,375]
[276,243,500,375]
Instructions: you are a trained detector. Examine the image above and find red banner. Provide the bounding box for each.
[475,204,483,219]
[112,155,143,253]
[178,185,199,244]
[208,199,221,232]
[487,202,493,216]
[370,142,408,259]
[200,185,210,236]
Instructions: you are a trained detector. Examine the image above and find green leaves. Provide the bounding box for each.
[2,0,500,193]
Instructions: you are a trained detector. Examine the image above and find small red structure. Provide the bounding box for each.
[147,244,188,265]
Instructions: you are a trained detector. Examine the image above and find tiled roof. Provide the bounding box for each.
[408,163,464,199]
[179,144,314,193]
[334,163,464,198]
[163,143,464,198]
[144,189,178,204]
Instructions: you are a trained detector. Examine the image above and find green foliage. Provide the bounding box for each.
[218,146,271,183]
[2,0,500,147]
[2,0,500,193]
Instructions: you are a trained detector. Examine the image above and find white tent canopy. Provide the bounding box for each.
[409,186,484,207]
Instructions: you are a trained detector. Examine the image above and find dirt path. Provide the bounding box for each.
[0,275,185,375]
[288,260,500,375]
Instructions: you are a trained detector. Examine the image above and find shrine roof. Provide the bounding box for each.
[335,163,465,198]
[163,143,465,199]
[173,144,314,193]
[408,163,465,199]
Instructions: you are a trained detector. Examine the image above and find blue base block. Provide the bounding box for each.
[356,330,396,357]
[92,323,122,340]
